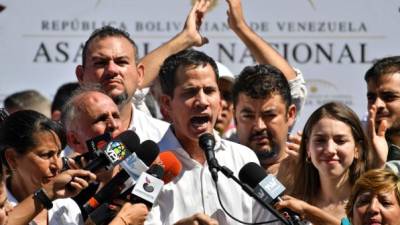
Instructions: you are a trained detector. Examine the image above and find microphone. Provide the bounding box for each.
[130,164,164,207]
[158,151,181,183]
[87,164,165,225]
[239,162,302,224]
[86,132,112,152]
[84,130,140,173]
[83,139,159,214]
[198,133,219,181]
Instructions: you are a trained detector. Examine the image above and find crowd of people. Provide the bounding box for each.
[1,0,400,225]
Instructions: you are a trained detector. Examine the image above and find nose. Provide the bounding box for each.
[325,139,337,154]
[195,90,209,108]
[105,60,119,75]
[366,197,380,214]
[253,116,267,131]
[106,116,120,134]
[374,97,386,109]
[50,154,62,172]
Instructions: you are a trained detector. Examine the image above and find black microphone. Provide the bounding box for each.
[84,130,140,173]
[86,132,112,152]
[198,133,219,181]
[83,139,160,214]
[239,162,302,224]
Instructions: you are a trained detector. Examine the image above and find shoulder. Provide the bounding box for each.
[52,198,82,215]
[219,139,260,165]
[51,198,84,224]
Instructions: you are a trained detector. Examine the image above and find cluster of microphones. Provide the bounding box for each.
[64,131,304,225]
[63,130,181,224]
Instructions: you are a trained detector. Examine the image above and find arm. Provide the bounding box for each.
[7,169,96,225]
[275,195,340,225]
[225,0,296,80]
[226,0,307,117]
[139,0,210,88]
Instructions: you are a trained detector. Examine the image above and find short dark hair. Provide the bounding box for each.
[82,26,138,67]
[51,82,79,113]
[0,110,66,168]
[159,49,219,97]
[364,56,400,82]
[232,64,292,110]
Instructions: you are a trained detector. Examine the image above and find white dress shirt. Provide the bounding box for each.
[145,127,280,225]
[129,103,170,143]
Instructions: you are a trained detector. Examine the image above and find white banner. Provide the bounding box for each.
[1,0,399,130]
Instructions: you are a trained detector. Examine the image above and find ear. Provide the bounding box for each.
[51,110,61,122]
[160,94,172,114]
[66,131,86,154]
[136,63,145,88]
[75,65,84,83]
[354,144,360,160]
[286,104,297,128]
[4,148,18,170]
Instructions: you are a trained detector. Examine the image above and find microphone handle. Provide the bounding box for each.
[276,197,302,224]
[84,155,107,172]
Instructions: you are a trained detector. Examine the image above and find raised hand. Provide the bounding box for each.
[225,0,246,31]
[286,131,302,159]
[368,104,388,168]
[181,0,210,47]
[42,169,96,200]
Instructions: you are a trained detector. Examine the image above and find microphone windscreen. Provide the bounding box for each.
[198,133,215,150]
[147,164,164,179]
[238,162,267,188]
[159,151,182,183]
[114,130,140,153]
[137,140,160,166]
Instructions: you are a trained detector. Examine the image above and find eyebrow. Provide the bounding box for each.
[240,108,254,114]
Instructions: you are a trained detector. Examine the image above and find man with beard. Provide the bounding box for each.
[365,56,400,161]
[75,0,210,143]
[226,0,304,190]
[232,65,297,190]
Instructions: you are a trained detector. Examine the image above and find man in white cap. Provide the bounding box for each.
[214,61,236,139]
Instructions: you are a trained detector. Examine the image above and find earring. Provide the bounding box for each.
[305,156,311,163]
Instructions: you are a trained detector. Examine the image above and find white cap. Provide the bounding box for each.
[216,61,235,82]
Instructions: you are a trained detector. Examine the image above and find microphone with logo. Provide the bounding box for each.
[198,133,219,181]
[83,139,160,215]
[83,130,140,173]
[239,162,303,225]
[62,132,113,171]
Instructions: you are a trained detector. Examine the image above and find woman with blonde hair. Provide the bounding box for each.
[346,168,400,225]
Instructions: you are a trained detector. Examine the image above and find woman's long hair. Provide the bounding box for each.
[292,102,371,202]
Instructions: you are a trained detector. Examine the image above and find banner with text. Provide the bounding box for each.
[0,0,399,130]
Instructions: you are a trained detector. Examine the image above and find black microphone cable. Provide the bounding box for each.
[212,171,283,225]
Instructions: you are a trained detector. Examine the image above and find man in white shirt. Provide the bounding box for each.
[145,49,278,225]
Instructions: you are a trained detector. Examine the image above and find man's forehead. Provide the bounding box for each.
[368,74,400,90]
[87,35,136,56]
[176,65,217,86]
[238,92,286,105]
[76,92,115,112]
